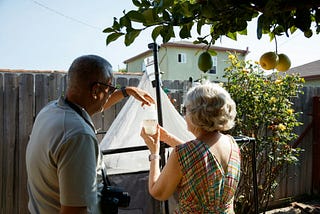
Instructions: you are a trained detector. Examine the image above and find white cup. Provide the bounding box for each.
[142,105,158,135]
[142,119,157,135]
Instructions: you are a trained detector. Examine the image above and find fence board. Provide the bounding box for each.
[17,74,34,213]
[48,73,59,101]
[35,74,49,116]
[3,73,19,213]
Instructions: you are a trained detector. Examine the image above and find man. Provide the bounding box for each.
[26,55,154,214]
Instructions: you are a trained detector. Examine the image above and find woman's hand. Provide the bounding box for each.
[140,125,160,154]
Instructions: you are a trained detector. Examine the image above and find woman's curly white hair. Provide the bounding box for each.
[184,83,236,132]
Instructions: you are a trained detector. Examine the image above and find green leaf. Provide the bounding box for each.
[180,2,193,17]
[120,16,131,28]
[106,32,124,45]
[208,50,217,56]
[269,32,275,41]
[163,0,174,8]
[179,23,192,39]
[162,10,171,21]
[112,18,121,30]
[197,19,205,35]
[141,0,151,7]
[160,25,175,43]
[127,10,145,23]
[125,29,141,46]
[102,27,114,33]
[142,9,155,26]
[132,0,141,7]
[152,26,163,41]
[257,14,264,40]
[238,29,247,35]
[290,26,297,34]
[226,32,237,40]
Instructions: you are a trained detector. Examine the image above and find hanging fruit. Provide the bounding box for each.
[275,53,291,72]
[259,52,279,70]
[259,52,291,72]
[198,52,213,73]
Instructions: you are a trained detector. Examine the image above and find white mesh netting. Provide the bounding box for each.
[100,73,194,174]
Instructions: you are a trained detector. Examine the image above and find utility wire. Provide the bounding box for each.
[30,0,101,31]
[278,31,302,48]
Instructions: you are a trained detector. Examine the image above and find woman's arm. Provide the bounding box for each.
[140,127,182,201]
[148,149,182,201]
[159,126,184,147]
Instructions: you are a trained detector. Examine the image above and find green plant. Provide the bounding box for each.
[223,53,305,213]
[118,68,127,73]
[103,0,320,47]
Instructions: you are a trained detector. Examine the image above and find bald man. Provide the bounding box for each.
[26,55,154,214]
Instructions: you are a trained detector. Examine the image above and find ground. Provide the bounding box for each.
[265,199,320,214]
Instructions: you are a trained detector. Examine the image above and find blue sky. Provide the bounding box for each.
[1,0,320,71]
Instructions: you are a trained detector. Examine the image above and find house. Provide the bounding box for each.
[123,41,249,81]
[287,60,320,86]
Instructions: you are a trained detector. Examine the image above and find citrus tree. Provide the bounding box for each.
[103,0,320,47]
[223,53,305,213]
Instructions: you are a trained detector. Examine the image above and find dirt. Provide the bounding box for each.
[264,200,320,214]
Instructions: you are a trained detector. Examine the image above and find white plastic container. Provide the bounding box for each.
[142,104,158,135]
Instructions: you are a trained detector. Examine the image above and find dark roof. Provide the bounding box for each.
[123,41,249,64]
[287,60,320,80]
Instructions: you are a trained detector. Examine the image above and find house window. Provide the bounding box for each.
[208,56,217,74]
[178,53,187,63]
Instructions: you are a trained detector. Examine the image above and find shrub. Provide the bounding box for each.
[223,53,305,213]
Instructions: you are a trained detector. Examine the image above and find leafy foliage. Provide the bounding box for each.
[223,53,305,213]
[103,0,320,47]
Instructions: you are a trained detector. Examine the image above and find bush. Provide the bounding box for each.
[223,53,305,213]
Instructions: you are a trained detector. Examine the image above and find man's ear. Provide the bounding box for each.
[91,84,100,99]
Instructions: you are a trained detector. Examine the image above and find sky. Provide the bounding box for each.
[1,0,320,71]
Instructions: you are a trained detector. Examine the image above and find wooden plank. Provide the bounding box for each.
[59,74,67,97]
[17,74,34,213]
[3,73,19,213]
[35,74,48,115]
[0,73,3,213]
[300,87,313,195]
[52,73,66,99]
[48,73,58,101]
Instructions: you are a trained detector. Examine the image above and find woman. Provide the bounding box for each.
[140,82,241,213]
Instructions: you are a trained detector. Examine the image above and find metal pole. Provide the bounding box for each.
[251,138,259,214]
[148,42,169,214]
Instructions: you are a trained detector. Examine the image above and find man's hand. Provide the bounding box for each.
[126,86,155,106]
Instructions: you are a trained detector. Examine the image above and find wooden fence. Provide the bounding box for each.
[272,86,320,205]
[0,71,319,213]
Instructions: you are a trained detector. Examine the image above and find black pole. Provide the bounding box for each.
[251,138,259,214]
[148,42,169,214]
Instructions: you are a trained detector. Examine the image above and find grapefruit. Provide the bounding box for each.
[276,53,291,72]
[259,52,279,70]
